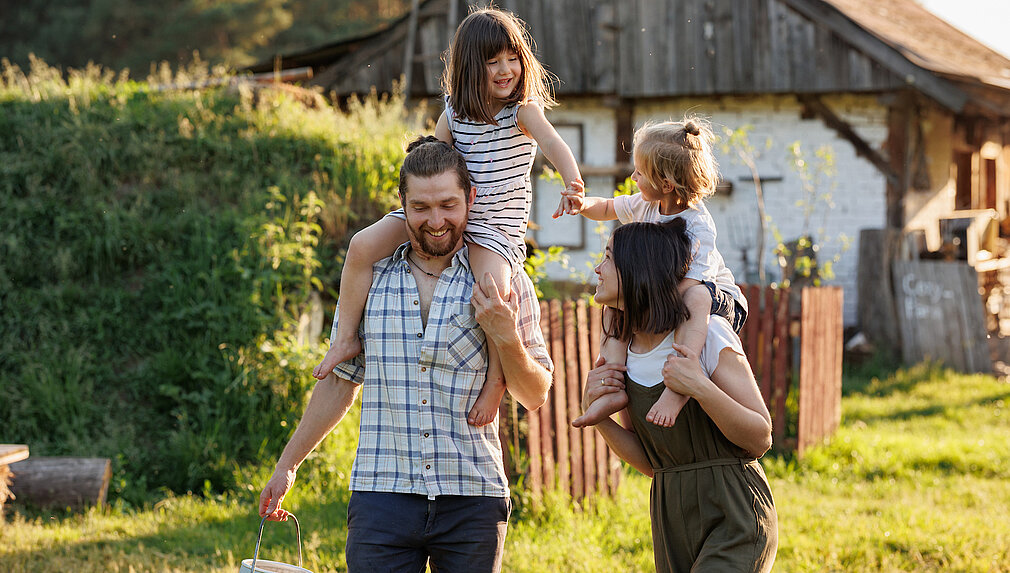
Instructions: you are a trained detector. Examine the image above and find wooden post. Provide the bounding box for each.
[760,287,775,405]
[401,0,421,102]
[539,301,556,491]
[576,300,597,499]
[857,228,903,357]
[549,300,570,494]
[797,287,844,456]
[498,399,511,479]
[742,284,761,374]
[563,301,584,500]
[589,304,609,494]
[772,287,790,443]
[614,99,634,189]
[527,395,542,502]
[446,0,458,44]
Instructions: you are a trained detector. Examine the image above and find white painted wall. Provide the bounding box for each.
[533,94,892,325]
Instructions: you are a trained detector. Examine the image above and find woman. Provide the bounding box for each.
[583,219,777,572]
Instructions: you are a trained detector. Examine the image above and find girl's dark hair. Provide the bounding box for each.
[442,7,557,125]
[607,219,693,341]
[398,136,471,202]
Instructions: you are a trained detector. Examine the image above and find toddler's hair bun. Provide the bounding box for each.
[684,121,701,137]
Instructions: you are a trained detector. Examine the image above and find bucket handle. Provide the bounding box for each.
[250,513,303,572]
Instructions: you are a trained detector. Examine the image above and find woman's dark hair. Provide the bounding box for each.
[607,218,693,341]
[398,135,471,203]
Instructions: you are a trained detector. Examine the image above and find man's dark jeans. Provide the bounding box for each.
[346,491,510,573]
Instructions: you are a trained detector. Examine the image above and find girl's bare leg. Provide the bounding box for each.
[466,244,512,426]
[572,307,629,427]
[645,284,711,426]
[312,216,409,380]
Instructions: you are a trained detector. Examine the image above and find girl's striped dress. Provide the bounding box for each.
[391,97,537,266]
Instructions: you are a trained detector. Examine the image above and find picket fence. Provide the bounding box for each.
[498,285,844,502]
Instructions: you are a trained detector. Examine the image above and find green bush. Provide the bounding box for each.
[0,58,421,503]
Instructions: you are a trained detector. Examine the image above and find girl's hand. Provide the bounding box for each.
[662,342,708,397]
[552,180,586,218]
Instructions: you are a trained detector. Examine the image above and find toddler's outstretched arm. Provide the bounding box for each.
[312,217,408,379]
[516,104,584,218]
[578,196,618,221]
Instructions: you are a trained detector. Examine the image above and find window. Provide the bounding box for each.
[984,158,997,210]
[954,150,973,211]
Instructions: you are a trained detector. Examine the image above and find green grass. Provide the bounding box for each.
[3,361,1009,572]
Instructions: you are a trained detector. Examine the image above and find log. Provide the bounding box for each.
[9,457,112,509]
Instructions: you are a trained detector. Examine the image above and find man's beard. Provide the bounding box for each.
[407,218,466,257]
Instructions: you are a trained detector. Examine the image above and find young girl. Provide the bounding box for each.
[312,8,585,427]
[572,118,747,429]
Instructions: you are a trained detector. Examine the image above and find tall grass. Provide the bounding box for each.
[0,57,423,502]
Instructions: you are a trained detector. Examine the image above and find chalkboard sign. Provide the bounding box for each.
[892,261,990,372]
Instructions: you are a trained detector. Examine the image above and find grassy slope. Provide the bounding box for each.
[0,60,417,502]
[2,362,1008,572]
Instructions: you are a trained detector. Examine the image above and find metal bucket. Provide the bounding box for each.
[239,514,313,573]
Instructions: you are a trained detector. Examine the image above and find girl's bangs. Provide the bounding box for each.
[477,21,519,59]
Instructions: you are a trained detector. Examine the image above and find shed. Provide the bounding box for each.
[250,0,1010,333]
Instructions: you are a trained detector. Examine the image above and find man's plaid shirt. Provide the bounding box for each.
[333,243,553,499]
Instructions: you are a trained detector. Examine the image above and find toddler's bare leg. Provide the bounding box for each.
[572,307,628,427]
[645,284,711,425]
[572,387,628,428]
[467,244,512,426]
[645,388,690,427]
[312,216,408,380]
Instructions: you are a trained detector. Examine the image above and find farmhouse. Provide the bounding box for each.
[250,0,1010,333]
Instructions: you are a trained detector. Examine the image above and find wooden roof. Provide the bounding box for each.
[825,0,1010,90]
[248,0,1010,115]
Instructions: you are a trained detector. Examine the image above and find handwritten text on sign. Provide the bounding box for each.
[901,273,955,321]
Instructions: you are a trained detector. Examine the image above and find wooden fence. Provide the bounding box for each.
[499,285,844,501]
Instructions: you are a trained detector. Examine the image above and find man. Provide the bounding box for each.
[258,135,553,572]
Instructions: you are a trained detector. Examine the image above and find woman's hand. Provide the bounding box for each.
[662,342,709,397]
[581,355,627,413]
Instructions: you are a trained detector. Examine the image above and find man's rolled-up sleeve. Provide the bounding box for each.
[329,304,365,384]
[510,272,553,373]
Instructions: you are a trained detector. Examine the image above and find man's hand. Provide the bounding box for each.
[471,272,519,348]
[259,468,297,521]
